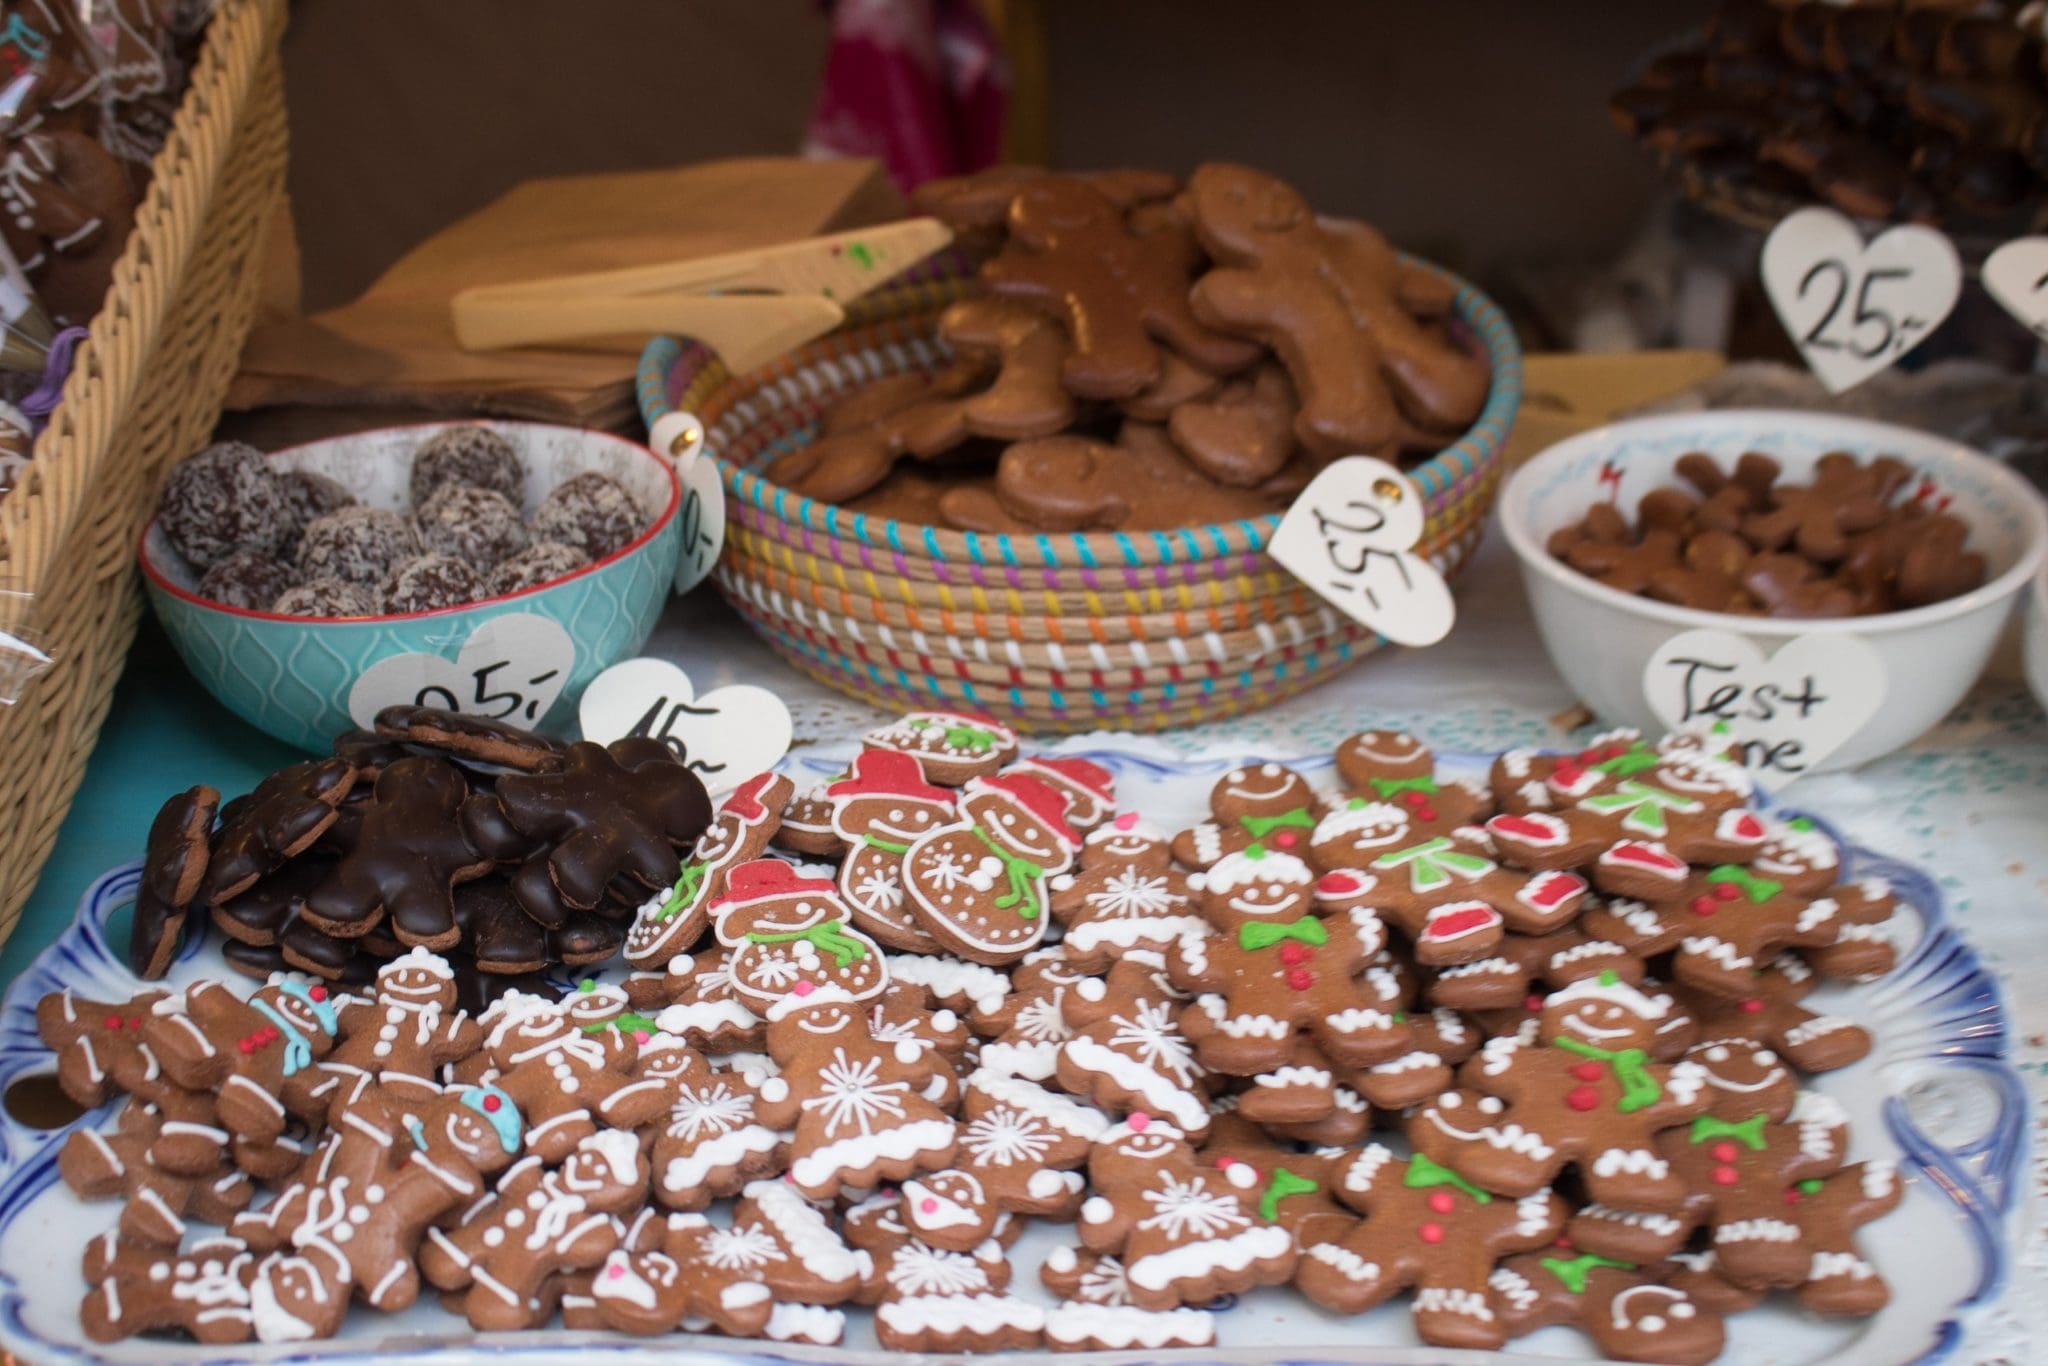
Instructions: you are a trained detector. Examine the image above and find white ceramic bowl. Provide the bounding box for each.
[2026,561,2048,714]
[1499,410,2048,772]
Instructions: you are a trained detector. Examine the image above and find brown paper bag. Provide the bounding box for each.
[228,158,905,431]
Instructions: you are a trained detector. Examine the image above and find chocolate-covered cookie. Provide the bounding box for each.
[130,785,218,978]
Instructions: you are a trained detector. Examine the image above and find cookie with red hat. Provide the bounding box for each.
[710,859,889,1005]
[827,750,957,952]
[1001,755,1116,832]
[901,774,1080,964]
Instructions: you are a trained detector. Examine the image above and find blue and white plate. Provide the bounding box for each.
[0,749,2022,1365]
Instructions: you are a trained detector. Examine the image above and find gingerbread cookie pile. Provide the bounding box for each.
[62,712,1905,1361]
[125,704,713,994]
[1549,449,1987,616]
[1614,0,2048,229]
[765,162,1491,534]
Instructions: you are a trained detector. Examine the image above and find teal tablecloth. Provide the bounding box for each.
[0,616,300,985]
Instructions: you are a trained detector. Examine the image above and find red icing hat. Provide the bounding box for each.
[972,774,1079,845]
[720,771,783,824]
[825,749,954,807]
[1020,756,1114,799]
[711,858,839,910]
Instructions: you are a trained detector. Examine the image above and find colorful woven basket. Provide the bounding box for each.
[637,256,1521,733]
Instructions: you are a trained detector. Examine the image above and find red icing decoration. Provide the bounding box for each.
[1272,831,1299,849]
[1740,998,1764,1014]
[309,986,328,1002]
[827,749,955,807]
[1278,944,1312,966]
[1712,1166,1738,1185]
[483,1094,502,1112]
[972,773,1079,846]
[1424,905,1498,941]
[1711,1142,1738,1161]
[103,1015,121,1030]
[1714,883,1740,901]
[1416,806,1437,822]
[1690,896,1718,916]
[1419,1222,1445,1244]
[1571,1062,1603,1082]
[1523,994,1545,1011]
[1566,1085,1599,1111]
[1285,968,1314,991]
[1428,1192,1454,1214]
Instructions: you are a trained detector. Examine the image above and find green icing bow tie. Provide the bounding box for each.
[1705,864,1781,904]
[1403,1153,1491,1204]
[1369,775,1439,799]
[1540,1251,1634,1294]
[1689,1113,1768,1151]
[1239,808,1315,840]
[1553,1036,1662,1113]
[1239,917,1328,952]
[1258,1167,1319,1222]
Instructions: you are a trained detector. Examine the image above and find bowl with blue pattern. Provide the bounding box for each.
[140,421,681,752]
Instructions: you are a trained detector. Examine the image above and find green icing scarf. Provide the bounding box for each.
[746,918,870,968]
[969,823,1042,919]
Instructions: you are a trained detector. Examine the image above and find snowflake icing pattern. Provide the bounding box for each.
[1107,1000,1200,1085]
[1010,996,1070,1043]
[801,1048,911,1135]
[887,1243,994,1297]
[1077,1257,1133,1306]
[1137,1174,1249,1240]
[703,1223,784,1272]
[922,850,977,892]
[962,1105,1054,1166]
[665,1081,756,1143]
[1090,868,1178,919]
[747,949,804,990]
[853,865,904,911]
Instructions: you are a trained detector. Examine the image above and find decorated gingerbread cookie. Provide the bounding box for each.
[827,749,956,951]
[1040,1245,1216,1351]
[901,773,1078,963]
[1488,1248,1726,1365]
[622,771,791,970]
[1048,813,1204,970]
[900,1069,1109,1249]
[1171,763,1321,870]
[1058,957,1212,1138]
[862,711,1019,785]
[712,860,889,1006]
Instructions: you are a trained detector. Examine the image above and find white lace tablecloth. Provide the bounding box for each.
[651,532,2048,1363]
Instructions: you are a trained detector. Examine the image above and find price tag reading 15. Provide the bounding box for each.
[1761,207,1960,395]
[1266,456,1456,648]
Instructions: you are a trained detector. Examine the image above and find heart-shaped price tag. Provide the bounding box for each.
[673,452,726,596]
[1267,455,1456,647]
[1981,236,2048,344]
[347,613,575,730]
[1642,628,1887,786]
[578,657,791,796]
[1760,207,1960,394]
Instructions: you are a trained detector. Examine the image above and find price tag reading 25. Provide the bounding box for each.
[1761,207,1960,395]
[1267,456,1456,647]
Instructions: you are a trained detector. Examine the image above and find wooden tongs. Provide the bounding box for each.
[450,218,953,372]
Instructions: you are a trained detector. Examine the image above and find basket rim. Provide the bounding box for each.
[137,420,683,626]
[637,253,1521,571]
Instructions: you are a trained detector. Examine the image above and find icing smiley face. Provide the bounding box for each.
[1539,974,1670,1053]
[1198,846,1315,925]
[375,947,457,1009]
[262,978,338,1041]
[1089,812,1168,863]
[1687,1038,1795,1118]
[1311,798,1414,861]
[250,1244,349,1343]
[963,785,1072,867]
[564,981,632,1033]
[1103,1114,1185,1163]
[1751,817,1840,887]
[1217,763,1314,813]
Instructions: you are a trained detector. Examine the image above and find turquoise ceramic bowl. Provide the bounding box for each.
[140,421,681,753]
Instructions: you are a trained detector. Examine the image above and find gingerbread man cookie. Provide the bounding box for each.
[1075,1113,1296,1309]
[1409,973,1711,1210]
[1171,762,1321,870]
[143,975,340,1145]
[752,983,958,1199]
[81,1234,256,1345]
[473,990,669,1160]
[1488,1248,1726,1365]
[323,947,480,1096]
[1058,957,1212,1138]
[1049,813,1204,971]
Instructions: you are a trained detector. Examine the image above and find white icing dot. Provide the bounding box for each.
[1640,1315,1665,1332]
[892,1041,921,1065]
[366,1186,385,1201]
[333,1224,354,1243]
[148,1265,167,1282]
[1672,1303,1696,1319]
[483,1227,504,1247]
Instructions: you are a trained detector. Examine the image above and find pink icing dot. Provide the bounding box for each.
[792,981,816,998]
[919,1197,938,1213]
[1128,1112,1151,1132]
[1427,1192,1454,1214]
[1115,812,1140,831]
[607,1263,626,1279]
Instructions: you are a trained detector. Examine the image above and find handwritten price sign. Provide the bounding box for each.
[1267,456,1456,647]
[673,453,726,596]
[578,658,791,795]
[1642,629,1886,785]
[1981,236,2048,343]
[346,613,575,730]
[1761,207,1960,394]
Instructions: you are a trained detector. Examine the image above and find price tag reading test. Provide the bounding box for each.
[1267,456,1456,647]
[1761,207,1961,394]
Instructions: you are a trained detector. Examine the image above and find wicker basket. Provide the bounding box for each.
[639,258,1521,734]
[0,0,289,948]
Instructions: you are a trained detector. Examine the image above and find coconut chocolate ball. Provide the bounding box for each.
[157,441,291,569]
[381,554,482,614]
[414,484,529,567]
[279,469,355,539]
[409,425,525,507]
[485,540,588,596]
[197,551,297,612]
[530,471,644,560]
[297,505,420,588]
[272,578,378,618]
